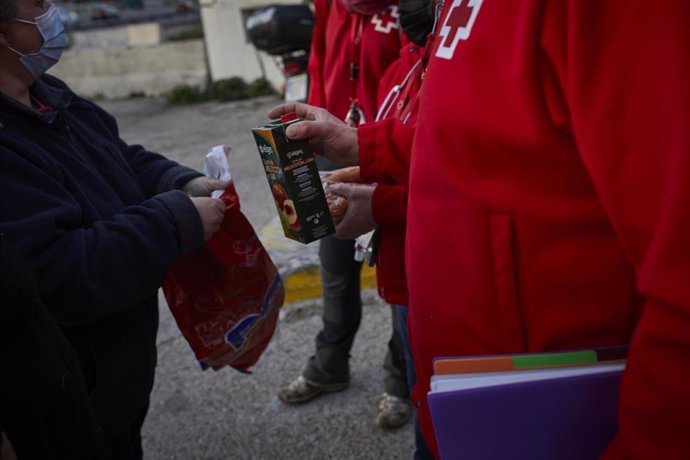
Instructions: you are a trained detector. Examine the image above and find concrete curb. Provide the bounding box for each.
[258,215,377,305]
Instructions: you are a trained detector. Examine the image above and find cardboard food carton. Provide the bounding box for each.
[252,113,335,243]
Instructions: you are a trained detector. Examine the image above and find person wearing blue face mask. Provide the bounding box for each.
[4,0,65,79]
[0,0,229,458]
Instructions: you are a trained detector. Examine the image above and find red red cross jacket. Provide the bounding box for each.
[361,42,426,305]
[307,0,405,122]
[405,1,690,458]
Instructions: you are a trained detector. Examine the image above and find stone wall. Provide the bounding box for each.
[51,38,207,99]
[50,17,285,100]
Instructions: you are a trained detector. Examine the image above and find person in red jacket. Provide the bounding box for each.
[269,1,690,458]
[328,38,433,459]
[307,0,404,124]
[327,3,437,457]
[276,0,413,431]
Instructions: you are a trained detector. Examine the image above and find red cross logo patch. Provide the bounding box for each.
[435,0,483,60]
[371,5,400,34]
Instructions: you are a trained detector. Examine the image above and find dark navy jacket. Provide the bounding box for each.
[0,75,203,443]
[1,235,107,459]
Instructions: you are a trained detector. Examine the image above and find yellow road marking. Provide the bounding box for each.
[283,264,377,304]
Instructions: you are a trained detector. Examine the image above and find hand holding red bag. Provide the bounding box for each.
[163,146,284,372]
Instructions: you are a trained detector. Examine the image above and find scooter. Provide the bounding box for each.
[245,4,314,102]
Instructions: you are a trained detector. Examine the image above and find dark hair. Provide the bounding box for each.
[0,0,17,20]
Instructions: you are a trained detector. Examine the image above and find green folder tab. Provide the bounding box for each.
[512,350,598,369]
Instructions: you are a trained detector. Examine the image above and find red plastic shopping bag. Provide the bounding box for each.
[163,180,284,372]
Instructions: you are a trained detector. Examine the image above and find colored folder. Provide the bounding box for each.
[428,348,627,460]
[432,345,628,375]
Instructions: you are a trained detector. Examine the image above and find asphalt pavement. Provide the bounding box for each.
[101,95,416,460]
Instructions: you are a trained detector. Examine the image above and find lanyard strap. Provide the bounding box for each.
[394,4,444,123]
[376,56,421,122]
[392,58,424,120]
[349,14,365,102]
[345,14,366,126]
[375,37,432,124]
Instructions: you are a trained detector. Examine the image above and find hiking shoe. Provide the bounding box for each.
[277,375,348,404]
[374,392,413,429]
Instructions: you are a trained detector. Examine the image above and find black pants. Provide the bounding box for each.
[0,238,107,459]
[107,402,149,460]
[302,235,409,399]
[62,301,159,460]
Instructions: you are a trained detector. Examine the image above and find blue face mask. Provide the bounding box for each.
[9,3,66,79]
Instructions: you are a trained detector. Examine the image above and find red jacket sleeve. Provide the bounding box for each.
[306,0,328,107]
[358,117,415,186]
[372,184,406,229]
[544,2,690,457]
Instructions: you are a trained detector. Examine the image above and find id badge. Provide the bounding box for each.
[345,101,366,127]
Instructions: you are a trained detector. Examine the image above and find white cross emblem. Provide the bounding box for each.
[372,5,400,34]
[436,0,483,60]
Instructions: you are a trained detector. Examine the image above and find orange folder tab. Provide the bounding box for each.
[433,356,515,375]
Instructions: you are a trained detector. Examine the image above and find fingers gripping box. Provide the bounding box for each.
[252,113,335,243]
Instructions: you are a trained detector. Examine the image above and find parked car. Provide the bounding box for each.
[175,0,197,13]
[88,3,120,21]
[57,6,80,29]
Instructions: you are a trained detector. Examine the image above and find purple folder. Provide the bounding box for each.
[428,369,622,460]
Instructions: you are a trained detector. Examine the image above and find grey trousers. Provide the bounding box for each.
[302,235,409,399]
